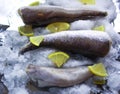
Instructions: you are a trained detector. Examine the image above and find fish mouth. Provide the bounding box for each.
[26,64,36,74]
[26,64,45,80]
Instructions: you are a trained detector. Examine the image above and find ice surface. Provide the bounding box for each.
[55,84,91,94]
[70,20,95,30]
[107,72,120,91]
[3,30,28,51]
[0,0,120,94]
[9,87,29,94]
[2,63,28,87]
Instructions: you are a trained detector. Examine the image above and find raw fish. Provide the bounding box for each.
[26,64,93,87]
[18,6,107,26]
[20,30,112,57]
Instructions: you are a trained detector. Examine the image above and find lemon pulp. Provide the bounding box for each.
[46,22,70,33]
[80,0,96,5]
[18,25,34,37]
[48,51,70,68]
[93,25,105,32]
[30,36,44,46]
[93,76,106,85]
[88,63,108,77]
[29,1,40,6]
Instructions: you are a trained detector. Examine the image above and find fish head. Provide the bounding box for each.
[26,64,45,81]
[26,64,38,80]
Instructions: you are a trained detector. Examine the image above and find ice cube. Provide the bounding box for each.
[3,30,28,50]
[70,20,94,30]
[57,84,91,94]
[107,72,120,91]
[0,47,11,62]
[25,48,56,67]
[9,87,28,94]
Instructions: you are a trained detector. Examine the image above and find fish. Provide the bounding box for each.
[0,15,9,32]
[0,74,8,94]
[26,64,93,87]
[18,5,107,26]
[19,30,112,57]
[0,24,9,32]
[0,82,8,94]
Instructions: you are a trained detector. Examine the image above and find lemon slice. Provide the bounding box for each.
[80,0,96,5]
[93,76,106,85]
[29,1,40,6]
[88,63,108,77]
[18,25,34,37]
[46,22,70,33]
[93,25,105,32]
[30,36,44,46]
[48,52,70,68]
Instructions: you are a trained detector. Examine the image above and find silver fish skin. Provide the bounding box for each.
[18,5,107,26]
[20,30,112,57]
[26,64,93,87]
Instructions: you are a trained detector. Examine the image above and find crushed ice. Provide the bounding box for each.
[0,0,120,94]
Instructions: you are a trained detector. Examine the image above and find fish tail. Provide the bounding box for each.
[19,35,44,54]
[19,43,37,54]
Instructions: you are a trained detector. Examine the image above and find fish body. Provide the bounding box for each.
[26,64,93,87]
[20,30,112,57]
[18,6,107,26]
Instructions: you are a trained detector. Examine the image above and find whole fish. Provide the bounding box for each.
[26,64,93,87]
[18,5,107,26]
[20,30,112,57]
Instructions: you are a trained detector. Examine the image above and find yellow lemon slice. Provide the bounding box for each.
[80,0,96,5]
[88,63,108,77]
[48,52,70,68]
[18,25,34,37]
[30,36,44,46]
[93,76,106,85]
[46,22,70,33]
[93,25,105,32]
[29,1,40,6]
